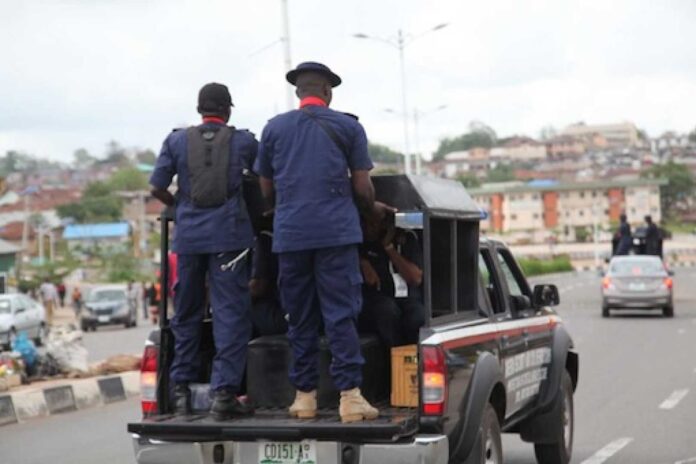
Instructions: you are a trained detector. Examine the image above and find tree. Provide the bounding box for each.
[104,140,129,165]
[432,122,497,161]
[641,161,695,218]
[367,142,403,164]
[56,180,123,223]
[689,127,696,144]
[135,149,157,165]
[486,164,516,183]
[108,166,148,191]
[84,181,112,197]
[457,174,481,189]
[73,148,98,167]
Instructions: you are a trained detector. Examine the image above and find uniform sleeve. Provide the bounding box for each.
[253,125,274,178]
[150,136,176,190]
[401,231,423,269]
[348,123,374,171]
[240,131,258,172]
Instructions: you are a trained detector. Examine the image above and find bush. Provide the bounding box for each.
[518,255,573,277]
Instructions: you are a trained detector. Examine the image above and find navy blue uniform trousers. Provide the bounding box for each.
[170,251,251,392]
[278,244,364,392]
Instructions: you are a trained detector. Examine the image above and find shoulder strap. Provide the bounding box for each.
[301,107,349,159]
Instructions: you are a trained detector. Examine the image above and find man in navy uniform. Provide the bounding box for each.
[150,83,257,420]
[255,62,383,422]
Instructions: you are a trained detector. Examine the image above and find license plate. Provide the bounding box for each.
[98,315,110,323]
[258,440,316,464]
[629,283,645,291]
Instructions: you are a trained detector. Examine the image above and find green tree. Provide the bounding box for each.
[108,166,148,191]
[84,181,112,197]
[689,127,696,144]
[104,140,129,165]
[457,174,481,189]
[486,164,515,183]
[641,161,695,218]
[367,142,403,164]
[432,122,497,161]
[73,148,98,167]
[56,180,123,223]
[135,149,157,165]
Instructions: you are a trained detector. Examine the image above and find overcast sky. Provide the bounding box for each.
[1,0,695,163]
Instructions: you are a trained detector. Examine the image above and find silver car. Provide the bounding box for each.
[601,255,674,318]
[80,285,137,331]
[0,293,47,349]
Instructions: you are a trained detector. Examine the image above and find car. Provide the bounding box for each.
[128,175,579,464]
[80,285,137,331]
[0,293,47,349]
[601,255,674,317]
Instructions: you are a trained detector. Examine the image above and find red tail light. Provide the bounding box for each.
[141,344,158,415]
[602,276,613,290]
[663,277,673,289]
[421,346,447,416]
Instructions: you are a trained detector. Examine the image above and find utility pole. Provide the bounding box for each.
[397,30,411,174]
[49,230,55,262]
[38,226,44,264]
[281,0,293,110]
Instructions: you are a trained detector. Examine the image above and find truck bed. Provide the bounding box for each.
[128,404,418,443]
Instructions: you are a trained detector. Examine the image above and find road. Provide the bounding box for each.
[2,268,695,464]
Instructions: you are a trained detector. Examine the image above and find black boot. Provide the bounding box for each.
[172,383,191,415]
[210,388,254,421]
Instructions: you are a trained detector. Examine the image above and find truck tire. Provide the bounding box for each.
[601,304,610,318]
[663,305,674,318]
[534,371,574,464]
[478,403,503,464]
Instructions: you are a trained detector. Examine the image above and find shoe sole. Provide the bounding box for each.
[340,412,379,423]
[289,410,317,419]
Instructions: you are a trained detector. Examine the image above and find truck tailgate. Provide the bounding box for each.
[128,406,418,442]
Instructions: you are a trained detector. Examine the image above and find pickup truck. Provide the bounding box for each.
[127,175,578,464]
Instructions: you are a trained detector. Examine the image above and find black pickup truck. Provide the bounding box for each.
[127,175,578,464]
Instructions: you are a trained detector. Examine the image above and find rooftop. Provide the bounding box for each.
[469,178,667,195]
[63,222,130,240]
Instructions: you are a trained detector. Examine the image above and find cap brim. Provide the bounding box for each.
[286,69,342,88]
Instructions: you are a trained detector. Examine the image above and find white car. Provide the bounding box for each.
[0,293,47,349]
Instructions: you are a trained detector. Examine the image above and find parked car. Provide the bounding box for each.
[128,175,579,464]
[80,285,137,331]
[602,255,674,317]
[0,293,47,349]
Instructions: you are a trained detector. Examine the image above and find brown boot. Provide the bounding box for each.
[339,388,379,423]
[289,390,317,419]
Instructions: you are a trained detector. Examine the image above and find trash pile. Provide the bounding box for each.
[0,324,141,391]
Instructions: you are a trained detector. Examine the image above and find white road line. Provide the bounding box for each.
[580,437,634,464]
[678,328,687,335]
[659,389,689,410]
[675,457,696,464]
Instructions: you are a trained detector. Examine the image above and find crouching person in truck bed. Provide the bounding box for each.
[359,210,425,347]
[249,230,288,337]
[150,82,257,420]
[255,61,391,423]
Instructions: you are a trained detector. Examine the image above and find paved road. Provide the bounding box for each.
[3,268,696,464]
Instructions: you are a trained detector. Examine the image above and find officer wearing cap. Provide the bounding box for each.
[150,83,257,420]
[255,62,385,422]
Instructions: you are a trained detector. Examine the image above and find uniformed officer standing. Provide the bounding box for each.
[150,83,257,420]
[255,62,382,423]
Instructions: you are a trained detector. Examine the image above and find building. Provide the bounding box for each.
[490,136,546,161]
[63,222,131,255]
[470,179,665,238]
[441,148,491,178]
[0,239,21,275]
[561,122,639,148]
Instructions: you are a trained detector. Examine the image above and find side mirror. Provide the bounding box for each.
[532,284,560,307]
[510,294,532,313]
[667,269,675,276]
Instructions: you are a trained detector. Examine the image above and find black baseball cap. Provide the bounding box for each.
[286,62,342,87]
[197,82,234,113]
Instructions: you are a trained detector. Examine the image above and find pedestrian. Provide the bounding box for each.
[141,281,150,320]
[39,279,59,326]
[148,281,160,325]
[57,282,66,308]
[127,280,139,320]
[255,62,389,422]
[150,82,257,420]
[614,214,632,256]
[645,215,661,256]
[71,286,83,317]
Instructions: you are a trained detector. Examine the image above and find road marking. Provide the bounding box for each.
[675,457,696,464]
[580,437,633,464]
[678,328,686,335]
[659,389,689,410]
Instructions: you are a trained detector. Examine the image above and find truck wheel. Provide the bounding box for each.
[663,305,674,318]
[601,304,610,318]
[534,371,574,464]
[478,403,503,464]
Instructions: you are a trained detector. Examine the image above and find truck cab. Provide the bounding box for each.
[128,175,578,464]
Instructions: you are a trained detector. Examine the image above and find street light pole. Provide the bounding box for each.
[281,0,293,110]
[397,30,411,174]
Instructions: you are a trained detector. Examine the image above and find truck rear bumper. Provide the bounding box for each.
[131,433,449,464]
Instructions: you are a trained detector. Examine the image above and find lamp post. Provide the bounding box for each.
[280,0,293,110]
[413,104,447,175]
[353,23,448,174]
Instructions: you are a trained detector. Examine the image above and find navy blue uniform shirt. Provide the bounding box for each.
[150,122,258,254]
[254,104,373,253]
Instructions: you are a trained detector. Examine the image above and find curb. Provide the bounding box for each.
[0,371,139,426]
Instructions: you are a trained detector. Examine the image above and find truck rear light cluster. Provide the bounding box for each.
[421,345,447,416]
[141,344,158,415]
[602,277,614,290]
[662,277,673,289]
